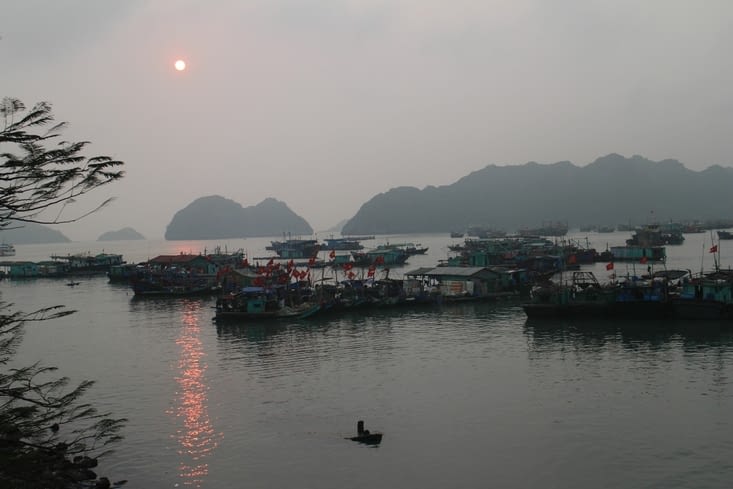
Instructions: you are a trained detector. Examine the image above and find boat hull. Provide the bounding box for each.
[671,299,733,320]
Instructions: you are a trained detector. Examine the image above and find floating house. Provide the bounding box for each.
[0,261,40,278]
[404,266,525,301]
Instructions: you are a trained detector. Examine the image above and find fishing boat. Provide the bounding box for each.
[266,238,320,259]
[347,420,383,445]
[50,252,124,274]
[132,277,219,297]
[522,271,673,319]
[671,270,733,319]
[626,224,684,246]
[609,245,666,262]
[130,265,219,296]
[670,241,733,319]
[213,286,314,321]
[320,237,365,251]
[351,248,409,267]
[374,242,428,256]
[717,230,733,240]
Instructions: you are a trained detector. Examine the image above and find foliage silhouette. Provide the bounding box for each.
[0,97,127,488]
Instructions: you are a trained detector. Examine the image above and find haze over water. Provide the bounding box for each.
[3,230,733,488]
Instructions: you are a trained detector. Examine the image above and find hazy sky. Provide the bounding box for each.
[2,0,732,240]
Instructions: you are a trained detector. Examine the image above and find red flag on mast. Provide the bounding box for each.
[606,262,614,271]
[710,245,718,253]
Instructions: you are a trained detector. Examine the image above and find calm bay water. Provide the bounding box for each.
[3,231,733,488]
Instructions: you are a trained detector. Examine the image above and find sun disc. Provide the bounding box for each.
[174,59,186,71]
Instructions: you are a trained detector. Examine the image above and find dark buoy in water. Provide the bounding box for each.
[348,420,383,445]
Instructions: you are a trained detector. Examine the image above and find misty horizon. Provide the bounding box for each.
[3,1,732,241]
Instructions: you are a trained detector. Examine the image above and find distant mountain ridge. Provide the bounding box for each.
[0,222,71,244]
[165,196,313,240]
[98,227,145,241]
[341,154,733,235]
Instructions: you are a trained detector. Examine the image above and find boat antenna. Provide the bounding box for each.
[700,239,705,277]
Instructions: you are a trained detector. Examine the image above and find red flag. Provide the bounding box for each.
[640,256,648,264]
[308,256,317,266]
[606,262,614,271]
[710,245,718,253]
[374,255,385,265]
[367,268,375,277]
[329,250,336,259]
[347,271,356,279]
[567,254,577,264]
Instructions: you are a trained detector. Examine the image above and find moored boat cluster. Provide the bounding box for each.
[4,225,733,323]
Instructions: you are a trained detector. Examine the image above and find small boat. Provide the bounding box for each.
[66,281,81,286]
[0,243,16,257]
[347,420,383,445]
[717,230,733,240]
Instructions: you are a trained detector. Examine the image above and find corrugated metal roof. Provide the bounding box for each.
[404,267,436,276]
[427,267,489,277]
[149,254,208,264]
[406,266,492,277]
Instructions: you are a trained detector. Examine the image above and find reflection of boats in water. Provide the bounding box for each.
[524,315,733,350]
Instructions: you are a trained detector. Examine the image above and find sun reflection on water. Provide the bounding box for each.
[170,301,219,487]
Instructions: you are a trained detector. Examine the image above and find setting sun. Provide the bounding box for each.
[174,59,186,71]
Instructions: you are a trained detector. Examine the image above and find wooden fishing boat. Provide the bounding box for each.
[347,421,383,445]
[522,271,673,319]
[214,286,314,321]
